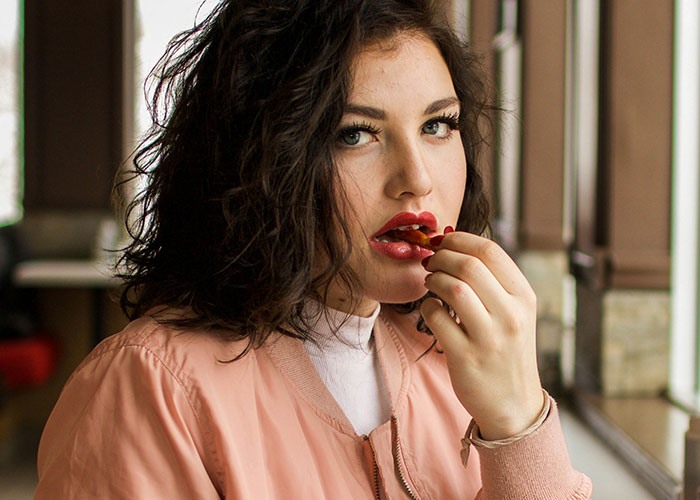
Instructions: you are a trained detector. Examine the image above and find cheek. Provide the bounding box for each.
[435,144,468,211]
[336,156,383,207]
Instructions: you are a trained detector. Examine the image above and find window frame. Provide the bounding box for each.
[669,0,700,411]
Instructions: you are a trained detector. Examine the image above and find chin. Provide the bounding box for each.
[371,274,429,305]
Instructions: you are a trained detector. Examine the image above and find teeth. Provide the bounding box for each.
[373,237,391,243]
[394,224,422,231]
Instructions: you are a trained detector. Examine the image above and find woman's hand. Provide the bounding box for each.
[420,231,545,440]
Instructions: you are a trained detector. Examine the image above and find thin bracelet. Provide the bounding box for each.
[460,389,551,468]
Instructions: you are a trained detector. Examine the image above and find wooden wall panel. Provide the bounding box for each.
[603,0,672,289]
[519,1,567,250]
[468,0,499,219]
[24,0,125,211]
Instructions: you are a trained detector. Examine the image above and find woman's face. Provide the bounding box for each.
[327,33,467,316]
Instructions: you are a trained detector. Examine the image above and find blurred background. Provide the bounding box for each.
[0,0,697,498]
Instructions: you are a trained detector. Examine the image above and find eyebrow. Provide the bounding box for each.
[344,96,460,120]
[424,96,460,115]
[344,104,386,120]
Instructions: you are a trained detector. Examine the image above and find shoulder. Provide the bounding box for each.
[72,311,256,396]
[44,310,263,461]
[36,311,245,497]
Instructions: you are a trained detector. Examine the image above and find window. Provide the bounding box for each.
[670,0,700,410]
[0,0,22,226]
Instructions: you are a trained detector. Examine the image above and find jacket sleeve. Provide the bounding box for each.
[473,397,593,500]
[35,344,222,500]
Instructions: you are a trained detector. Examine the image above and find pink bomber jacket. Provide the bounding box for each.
[35,307,592,499]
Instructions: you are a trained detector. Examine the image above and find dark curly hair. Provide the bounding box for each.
[115,0,492,353]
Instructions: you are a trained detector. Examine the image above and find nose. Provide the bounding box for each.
[384,136,433,199]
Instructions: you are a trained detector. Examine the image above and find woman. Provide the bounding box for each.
[35,1,592,498]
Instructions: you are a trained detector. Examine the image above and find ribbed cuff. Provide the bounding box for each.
[466,395,593,499]
[461,389,550,468]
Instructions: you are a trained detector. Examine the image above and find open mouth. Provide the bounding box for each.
[369,212,438,257]
[372,224,430,244]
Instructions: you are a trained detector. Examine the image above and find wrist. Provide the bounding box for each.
[474,388,547,441]
[460,389,552,468]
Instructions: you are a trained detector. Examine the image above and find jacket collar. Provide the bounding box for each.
[263,306,411,437]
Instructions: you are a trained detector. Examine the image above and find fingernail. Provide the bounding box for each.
[444,226,455,234]
[421,255,432,269]
[430,235,445,247]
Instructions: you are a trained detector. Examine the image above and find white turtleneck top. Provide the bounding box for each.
[302,303,391,435]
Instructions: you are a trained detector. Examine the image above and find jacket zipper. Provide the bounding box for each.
[363,435,381,500]
[391,415,419,500]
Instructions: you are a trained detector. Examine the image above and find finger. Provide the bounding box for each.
[420,297,473,357]
[433,232,533,298]
[425,249,511,313]
[424,271,491,338]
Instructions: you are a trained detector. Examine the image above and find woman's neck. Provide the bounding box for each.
[321,295,380,318]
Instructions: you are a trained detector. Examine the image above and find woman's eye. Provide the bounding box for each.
[339,129,373,147]
[422,120,451,138]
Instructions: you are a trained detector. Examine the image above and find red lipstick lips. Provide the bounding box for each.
[369,211,438,260]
